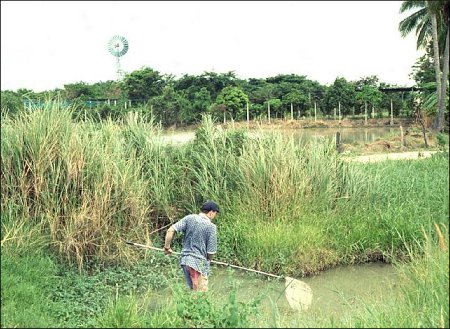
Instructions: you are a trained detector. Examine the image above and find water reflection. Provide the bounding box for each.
[258,127,398,144]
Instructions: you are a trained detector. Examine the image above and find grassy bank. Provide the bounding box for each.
[1,103,448,327]
[2,223,447,328]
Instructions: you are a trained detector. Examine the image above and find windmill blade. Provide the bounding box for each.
[108,35,129,57]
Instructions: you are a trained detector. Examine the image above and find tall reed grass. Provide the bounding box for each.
[1,100,448,328]
[1,104,162,270]
[1,99,448,277]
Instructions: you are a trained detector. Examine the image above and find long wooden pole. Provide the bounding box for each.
[122,240,313,312]
[124,240,282,279]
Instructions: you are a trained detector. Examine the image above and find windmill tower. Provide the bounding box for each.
[107,35,129,81]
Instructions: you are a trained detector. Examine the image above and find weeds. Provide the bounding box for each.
[1,101,448,327]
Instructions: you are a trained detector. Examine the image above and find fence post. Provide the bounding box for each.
[364,101,368,125]
[390,98,394,125]
[314,101,317,122]
[247,101,249,124]
[400,125,405,151]
[338,101,341,123]
[336,131,343,153]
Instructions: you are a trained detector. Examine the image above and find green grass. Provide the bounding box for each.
[1,248,60,328]
[2,224,447,328]
[1,101,448,327]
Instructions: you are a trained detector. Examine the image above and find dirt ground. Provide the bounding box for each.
[344,150,440,163]
[221,117,416,130]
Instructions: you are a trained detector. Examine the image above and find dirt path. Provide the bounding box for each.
[345,150,440,163]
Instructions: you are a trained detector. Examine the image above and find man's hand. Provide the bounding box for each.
[164,247,173,255]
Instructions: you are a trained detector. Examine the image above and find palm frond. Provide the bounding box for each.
[399,0,426,13]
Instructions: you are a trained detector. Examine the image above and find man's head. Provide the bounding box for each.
[200,200,220,219]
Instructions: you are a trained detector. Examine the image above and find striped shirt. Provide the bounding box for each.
[173,213,217,276]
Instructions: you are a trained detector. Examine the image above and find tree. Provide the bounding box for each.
[190,87,212,124]
[123,67,165,100]
[202,71,239,101]
[282,90,309,118]
[90,80,123,100]
[149,85,190,127]
[410,43,445,117]
[323,77,356,117]
[355,76,384,119]
[265,98,283,119]
[355,85,383,119]
[241,78,271,106]
[1,91,22,116]
[63,82,96,100]
[399,0,449,132]
[215,86,249,121]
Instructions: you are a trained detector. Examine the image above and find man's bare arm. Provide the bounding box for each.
[164,225,176,254]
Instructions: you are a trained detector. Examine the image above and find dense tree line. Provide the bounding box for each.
[0,67,420,127]
[1,46,444,129]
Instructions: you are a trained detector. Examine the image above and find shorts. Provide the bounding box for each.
[181,265,208,292]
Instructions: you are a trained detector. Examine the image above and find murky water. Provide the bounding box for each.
[267,127,399,144]
[206,262,399,324]
[147,258,400,327]
[159,127,399,145]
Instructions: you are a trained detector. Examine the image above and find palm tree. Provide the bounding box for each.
[399,0,449,132]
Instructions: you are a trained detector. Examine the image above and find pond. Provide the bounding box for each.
[207,261,399,323]
[149,260,400,326]
[159,127,400,145]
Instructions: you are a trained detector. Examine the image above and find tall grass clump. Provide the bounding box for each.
[212,129,369,275]
[393,223,449,328]
[1,101,158,270]
[120,112,185,223]
[181,115,244,212]
[230,131,366,221]
[325,152,449,262]
[1,102,73,220]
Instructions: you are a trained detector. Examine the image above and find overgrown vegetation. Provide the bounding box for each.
[1,102,448,327]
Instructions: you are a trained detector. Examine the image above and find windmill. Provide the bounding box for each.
[108,35,129,81]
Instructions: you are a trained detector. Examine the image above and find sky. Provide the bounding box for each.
[1,1,425,92]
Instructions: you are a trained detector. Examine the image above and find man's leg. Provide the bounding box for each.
[187,266,208,292]
[181,265,193,289]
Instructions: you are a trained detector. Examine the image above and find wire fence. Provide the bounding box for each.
[22,98,149,110]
